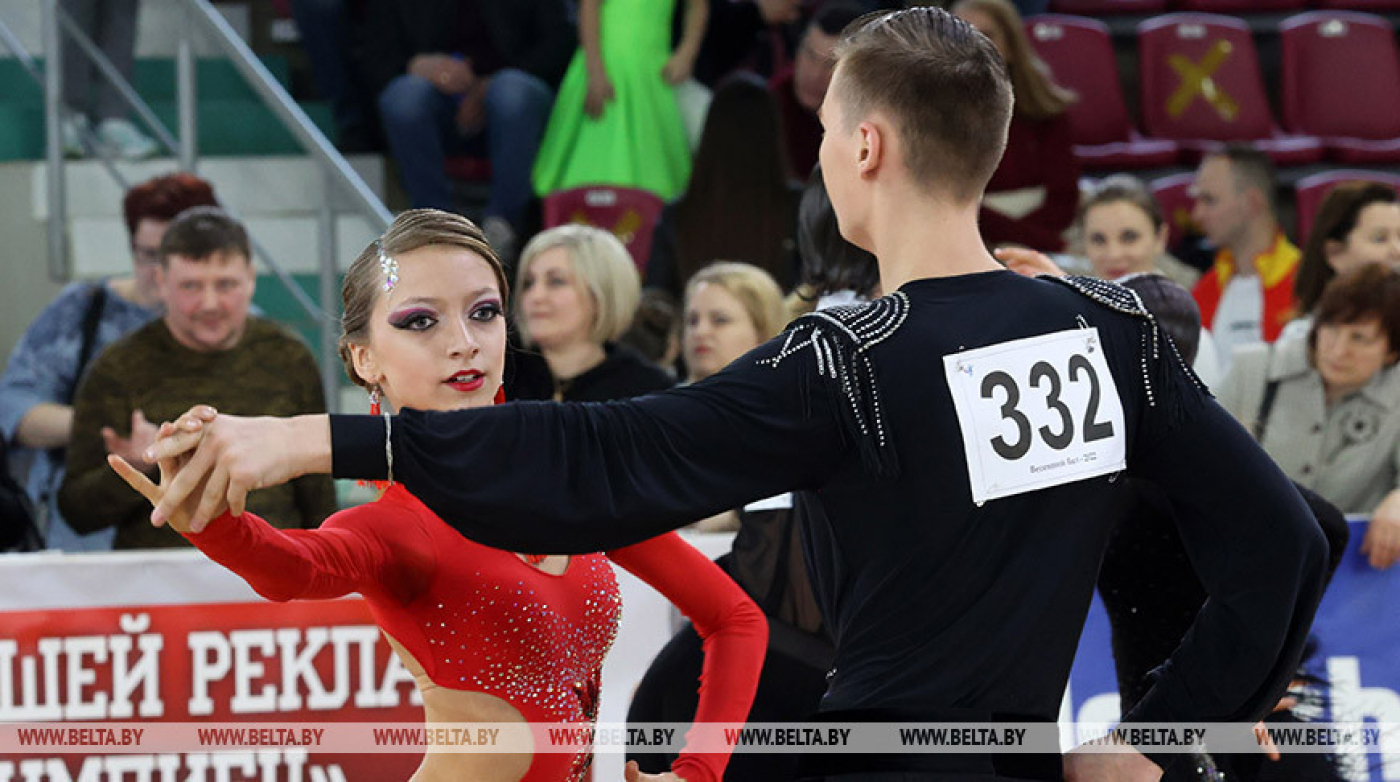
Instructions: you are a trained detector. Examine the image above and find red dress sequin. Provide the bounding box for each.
[187,483,766,782]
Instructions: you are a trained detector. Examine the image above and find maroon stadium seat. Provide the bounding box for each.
[1026,15,1178,170]
[1315,0,1400,8]
[1173,0,1305,11]
[1138,14,1321,166]
[1048,0,1165,13]
[1280,12,1400,164]
[1294,170,1400,244]
[541,186,665,272]
[1150,172,1201,251]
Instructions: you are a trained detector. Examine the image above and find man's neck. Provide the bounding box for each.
[869,186,1003,293]
[1227,220,1279,278]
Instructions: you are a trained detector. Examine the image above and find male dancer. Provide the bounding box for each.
[150,9,1326,780]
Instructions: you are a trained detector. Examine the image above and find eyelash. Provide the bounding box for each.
[391,312,436,332]
[471,303,503,322]
[391,303,502,332]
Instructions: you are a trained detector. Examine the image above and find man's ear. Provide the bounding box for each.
[858,120,884,179]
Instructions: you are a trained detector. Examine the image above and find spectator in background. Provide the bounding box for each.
[682,261,789,386]
[619,289,683,378]
[290,0,379,152]
[1190,143,1299,362]
[1288,182,1400,340]
[59,0,158,159]
[1073,175,1200,290]
[691,0,802,86]
[57,208,336,549]
[510,225,674,402]
[953,0,1079,252]
[1217,265,1400,569]
[998,175,1223,386]
[362,0,575,259]
[630,260,826,782]
[646,73,799,301]
[532,0,708,202]
[786,163,879,317]
[769,3,866,179]
[0,173,218,551]
[1002,176,1220,386]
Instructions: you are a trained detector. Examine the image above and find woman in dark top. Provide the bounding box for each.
[645,73,800,300]
[509,224,674,401]
[953,0,1079,252]
[629,261,830,781]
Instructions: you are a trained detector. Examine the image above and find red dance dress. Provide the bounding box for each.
[186,483,767,782]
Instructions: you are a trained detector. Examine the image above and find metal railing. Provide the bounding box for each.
[1,0,396,411]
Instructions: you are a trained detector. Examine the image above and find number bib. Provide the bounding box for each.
[943,328,1127,504]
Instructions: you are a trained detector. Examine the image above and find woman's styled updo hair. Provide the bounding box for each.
[338,208,506,388]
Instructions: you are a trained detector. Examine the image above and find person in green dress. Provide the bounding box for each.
[532,0,709,200]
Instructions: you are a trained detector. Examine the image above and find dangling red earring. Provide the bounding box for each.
[494,385,506,405]
[360,385,391,493]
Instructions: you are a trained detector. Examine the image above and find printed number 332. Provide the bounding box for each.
[980,354,1114,461]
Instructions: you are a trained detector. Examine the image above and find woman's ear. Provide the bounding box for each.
[1323,238,1348,272]
[349,342,380,388]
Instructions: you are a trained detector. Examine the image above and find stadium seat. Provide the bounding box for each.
[1173,0,1305,11]
[542,186,666,272]
[1294,170,1400,244]
[1048,0,1165,13]
[1026,15,1178,169]
[1280,12,1400,164]
[1138,14,1322,166]
[1315,0,1400,9]
[1151,172,1201,251]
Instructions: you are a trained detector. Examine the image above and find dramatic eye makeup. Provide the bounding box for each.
[388,307,437,331]
[470,298,504,321]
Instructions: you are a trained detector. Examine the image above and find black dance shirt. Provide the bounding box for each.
[331,270,1327,772]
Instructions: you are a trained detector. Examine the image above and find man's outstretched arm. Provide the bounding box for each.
[152,341,847,552]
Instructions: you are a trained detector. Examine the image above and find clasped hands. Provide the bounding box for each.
[106,405,224,534]
[106,405,328,533]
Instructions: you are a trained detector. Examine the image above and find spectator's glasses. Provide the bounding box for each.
[133,245,161,266]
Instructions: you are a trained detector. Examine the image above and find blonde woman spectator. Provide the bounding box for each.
[511,225,673,401]
[683,261,787,383]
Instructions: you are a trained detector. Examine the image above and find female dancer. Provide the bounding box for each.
[111,209,767,782]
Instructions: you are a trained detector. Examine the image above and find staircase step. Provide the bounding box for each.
[0,97,334,161]
[0,56,291,107]
[31,154,387,219]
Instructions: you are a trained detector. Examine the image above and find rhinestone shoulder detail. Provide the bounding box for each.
[756,292,909,478]
[1046,275,1204,405]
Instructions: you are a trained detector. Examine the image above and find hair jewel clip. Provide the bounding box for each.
[377,239,399,293]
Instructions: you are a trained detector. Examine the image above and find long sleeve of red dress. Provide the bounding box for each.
[182,500,432,606]
[609,535,769,782]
